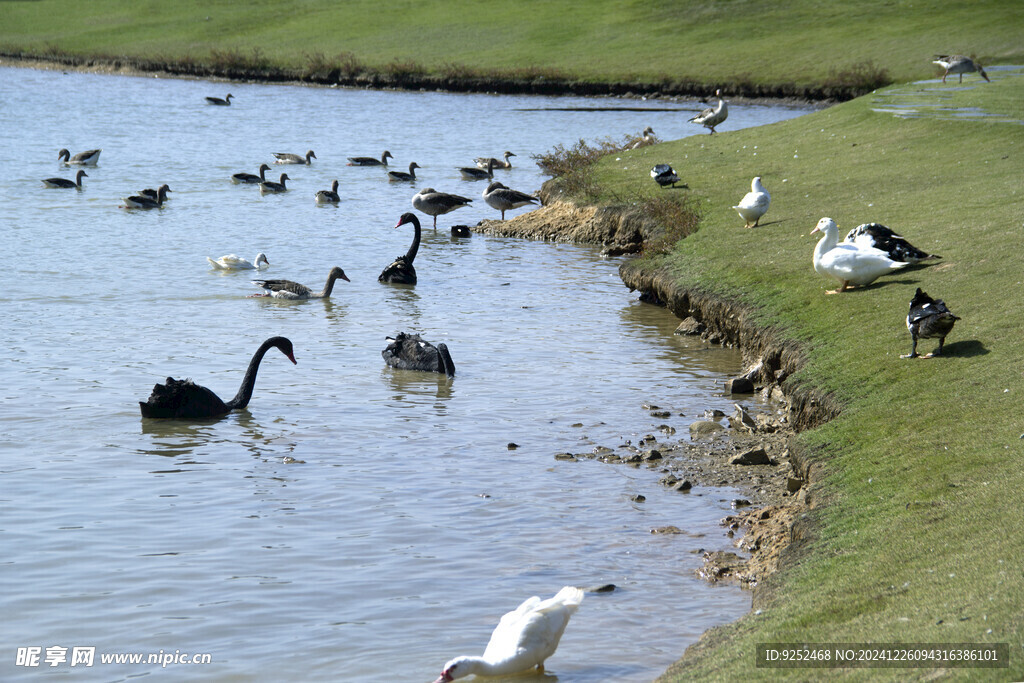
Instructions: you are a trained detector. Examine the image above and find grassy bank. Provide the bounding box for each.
[577,73,1024,678]
[1,1,1023,96]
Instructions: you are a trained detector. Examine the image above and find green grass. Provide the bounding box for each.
[586,73,1024,679]
[1,0,1023,91]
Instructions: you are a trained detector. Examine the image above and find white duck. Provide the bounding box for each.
[207,253,270,270]
[733,176,771,228]
[433,586,584,682]
[811,217,908,294]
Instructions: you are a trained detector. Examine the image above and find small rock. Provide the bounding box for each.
[593,445,614,455]
[675,317,705,336]
[282,456,305,464]
[725,377,755,394]
[658,424,676,435]
[507,442,519,450]
[631,494,646,503]
[650,410,671,418]
[787,477,805,492]
[674,480,693,492]
[623,453,643,463]
[651,525,684,534]
[554,452,577,461]
[642,403,660,410]
[659,474,679,487]
[689,420,727,438]
[730,447,771,466]
[643,449,663,461]
[732,498,753,508]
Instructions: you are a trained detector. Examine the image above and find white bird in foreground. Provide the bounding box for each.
[733,176,771,228]
[932,54,990,83]
[811,217,908,294]
[433,586,584,682]
[482,181,539,219]
[689,90,728,134]
[207,253,270,270]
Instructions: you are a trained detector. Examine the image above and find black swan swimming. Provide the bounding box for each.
[382,332,455,376]
[139,336,296,418]
[251,266,349,299]
[379,213,421,285]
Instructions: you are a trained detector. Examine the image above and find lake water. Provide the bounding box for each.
[0,65,812,681]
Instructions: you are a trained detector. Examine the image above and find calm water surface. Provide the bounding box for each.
[0,66,812,681]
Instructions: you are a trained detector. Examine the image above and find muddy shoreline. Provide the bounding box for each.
[477,197,836,599]
[0,52,847,105]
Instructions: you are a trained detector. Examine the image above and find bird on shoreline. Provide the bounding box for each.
[232,164,272,185]
[432,586,584,681]
[902,288,960,359]
[631,126,656,149]
[42,169,88,189]
[689,90,728,134]
[207,253,269,270]
[348,150,393,166]
[843,223,940,264]
[273,150,316,165]
[482,181,539,219]
[932,55,990,83]
[139,337,296,419]
[811,217,907,294]
[250,266,349,299]
[733,176,771,228]
[205,93,234,105]
[388,162,421,182]
[412,188,473,228]
[475,151,516,169]
[315,180,341,204]
[58,148,101,166]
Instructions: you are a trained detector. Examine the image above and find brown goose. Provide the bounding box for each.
[232,164,272,184]
[689,90,728,134]
[58,148,101,166]
[412,188,473,228]
[250,266,350,299]
[482,181,539,220]
[273,150,316,165]
[259,173,290,194]
[348,150,393,166]
[42,170,88,189]
[474,151,515,170]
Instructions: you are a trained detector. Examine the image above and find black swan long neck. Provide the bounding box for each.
[403,214,421,264]
[225,336,295,410]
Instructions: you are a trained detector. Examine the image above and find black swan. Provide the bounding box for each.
[382,332,455,376]
[251,266,349,299]
[139,336,296,418]
[379,213,420,285]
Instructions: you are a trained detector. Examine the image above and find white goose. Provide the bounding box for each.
[433,586,584,682]
[689,90,728,134]
[474,151,515,169]
[412,188,473,228]
[58,148,101,166]
[482,181,539,220]
[733,176,771,228]
[811,217,908,294]
[207,253,270,270]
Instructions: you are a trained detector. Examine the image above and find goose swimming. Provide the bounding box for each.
[57,148,101,166]
[232,164,272,185]
[122,184,170,209]
[347,150,393,166]
[388,162,421,182]
[273,150,316,165]
[474,151,516,170]
[315,180,341,204]
[250,266,350,299]
[458,158,496,181]
[259,173,290,194]
[205,93,234,105]
[42,169,87,189]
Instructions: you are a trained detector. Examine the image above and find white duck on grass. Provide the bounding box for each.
[811,217,908,294]
[433,586,584,682]
[733,176,771,228]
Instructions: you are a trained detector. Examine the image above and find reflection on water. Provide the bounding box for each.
[0,64,812,682]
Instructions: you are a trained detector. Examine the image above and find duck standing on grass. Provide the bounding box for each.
[902,288,960,358]
[810,217,908,294]
[932,55,990,83]
[733,176,771,228]
[843,223,940,264]
[650,164,680,188]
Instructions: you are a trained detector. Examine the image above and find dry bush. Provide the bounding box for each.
[639,193,703,253]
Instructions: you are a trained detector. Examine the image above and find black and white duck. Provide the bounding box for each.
[902,288,961,358]
[843,223,940,264]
